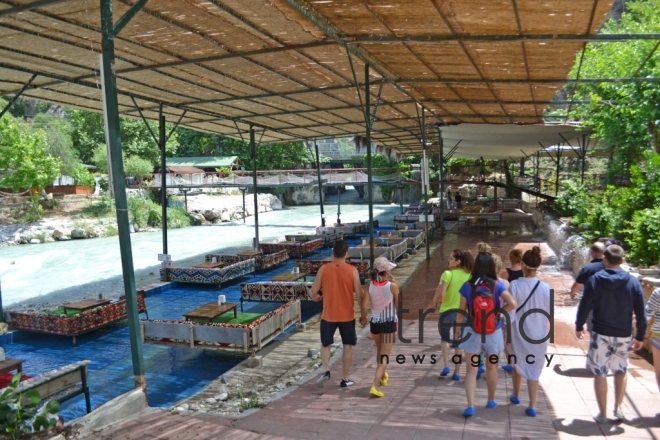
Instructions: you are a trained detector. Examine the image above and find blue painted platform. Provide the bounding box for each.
[2,229,405,421]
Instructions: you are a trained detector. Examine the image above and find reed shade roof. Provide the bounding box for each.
[0,0,616,157]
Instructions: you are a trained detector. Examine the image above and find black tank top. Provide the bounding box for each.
[506,268,524,282]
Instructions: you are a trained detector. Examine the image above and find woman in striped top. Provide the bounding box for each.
[362,257,400,398]
[646,288,660,392]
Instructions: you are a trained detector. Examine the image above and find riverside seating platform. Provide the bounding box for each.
[347,239,408,262]
[259,239,323,259]
[239,282,315,311]
[160,258,256,285]
[284,231,343,248]
[9,293,148,346]
[141,300,301,353]
[204,250,289,272]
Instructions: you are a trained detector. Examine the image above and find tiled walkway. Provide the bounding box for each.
[87,216,660,439]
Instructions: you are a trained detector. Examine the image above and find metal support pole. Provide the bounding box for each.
[436,125,445,234]
[337,187,341,224]
[159,104,167,255]
[535,151,540,192]
[250,126,260,249]
[0,74,37,120]
[422,112,430,261]
[183,189,188,213]
[365,63,375,268]
[555,150,561,196]
[100,0,144,388]
[399,182,404,214]
[241,188,246,223]
[520,157,525,177]
[314,142,325,226]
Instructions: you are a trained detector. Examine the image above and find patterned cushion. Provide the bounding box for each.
[10,293,147,336]
[295,259,369,275]
[259,239,322,256]
[240,282,313,301]
[205,250,288,271]
[162,259,256,284]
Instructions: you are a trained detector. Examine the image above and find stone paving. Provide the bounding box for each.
[84,214,660,439]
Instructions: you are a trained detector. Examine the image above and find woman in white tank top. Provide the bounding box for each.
[361,257,400,398]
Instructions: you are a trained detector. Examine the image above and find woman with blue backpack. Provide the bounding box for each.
[454,251,516,417]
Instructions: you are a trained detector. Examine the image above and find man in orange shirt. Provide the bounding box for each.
[311,240,366,388]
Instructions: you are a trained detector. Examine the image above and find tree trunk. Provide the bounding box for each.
[502,160,514,198]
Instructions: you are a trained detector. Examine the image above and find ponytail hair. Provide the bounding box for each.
[522,246,542,269]
[371,268,386,282]
[451,249,474,272]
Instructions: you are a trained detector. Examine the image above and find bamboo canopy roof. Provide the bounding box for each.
[0,0,639,158]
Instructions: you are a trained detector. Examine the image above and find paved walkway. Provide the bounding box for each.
[86,217,660,439]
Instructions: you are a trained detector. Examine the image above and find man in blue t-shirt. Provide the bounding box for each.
[570,242,605,299]
[570,242,605,334]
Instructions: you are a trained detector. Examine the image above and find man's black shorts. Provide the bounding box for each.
[320,319,357,347]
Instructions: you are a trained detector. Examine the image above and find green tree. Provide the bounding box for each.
[32,113,79,176]
[91,145,153,178]
[175,128,314,169]
[0,111,60,192]
[124,155,155,178]
[69,109,178,165]
[70,164,96,187]
[567,0,660,180]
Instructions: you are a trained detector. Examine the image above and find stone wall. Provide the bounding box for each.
[280,186,321,205]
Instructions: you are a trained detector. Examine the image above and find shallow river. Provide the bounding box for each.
[0,203,399,306]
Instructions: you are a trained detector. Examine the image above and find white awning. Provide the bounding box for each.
[437,124,593,159]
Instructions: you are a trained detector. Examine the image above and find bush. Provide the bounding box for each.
[168,206,191,229]
[553,179,588,217]
[105,225,118,236]
[127,195,190,229]
[0,373,61,439]
[71,164,96,187]
[82,195,113,218]
[623,208,660,266]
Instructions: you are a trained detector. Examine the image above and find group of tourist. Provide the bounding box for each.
[309,236,660,424]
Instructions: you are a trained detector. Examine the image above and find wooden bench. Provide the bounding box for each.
[2,360,92,414]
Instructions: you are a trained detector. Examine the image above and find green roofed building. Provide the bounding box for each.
[165,156,242,172]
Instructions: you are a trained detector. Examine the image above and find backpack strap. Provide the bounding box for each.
[516,280,541,313]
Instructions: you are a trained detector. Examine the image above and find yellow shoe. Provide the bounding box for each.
[380,372,389,386]
[370,386,384,398]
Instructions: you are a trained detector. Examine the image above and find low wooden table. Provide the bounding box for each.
[62,299,112,314]
[237,250,261,257]
[0,358,24,375]
[271,272,308,282]
[193,261,224,269]
[184,302,237,322]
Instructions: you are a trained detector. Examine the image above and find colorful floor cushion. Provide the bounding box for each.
[162,258,256,284]
[295,259,370,275]
[240,282,313,302]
